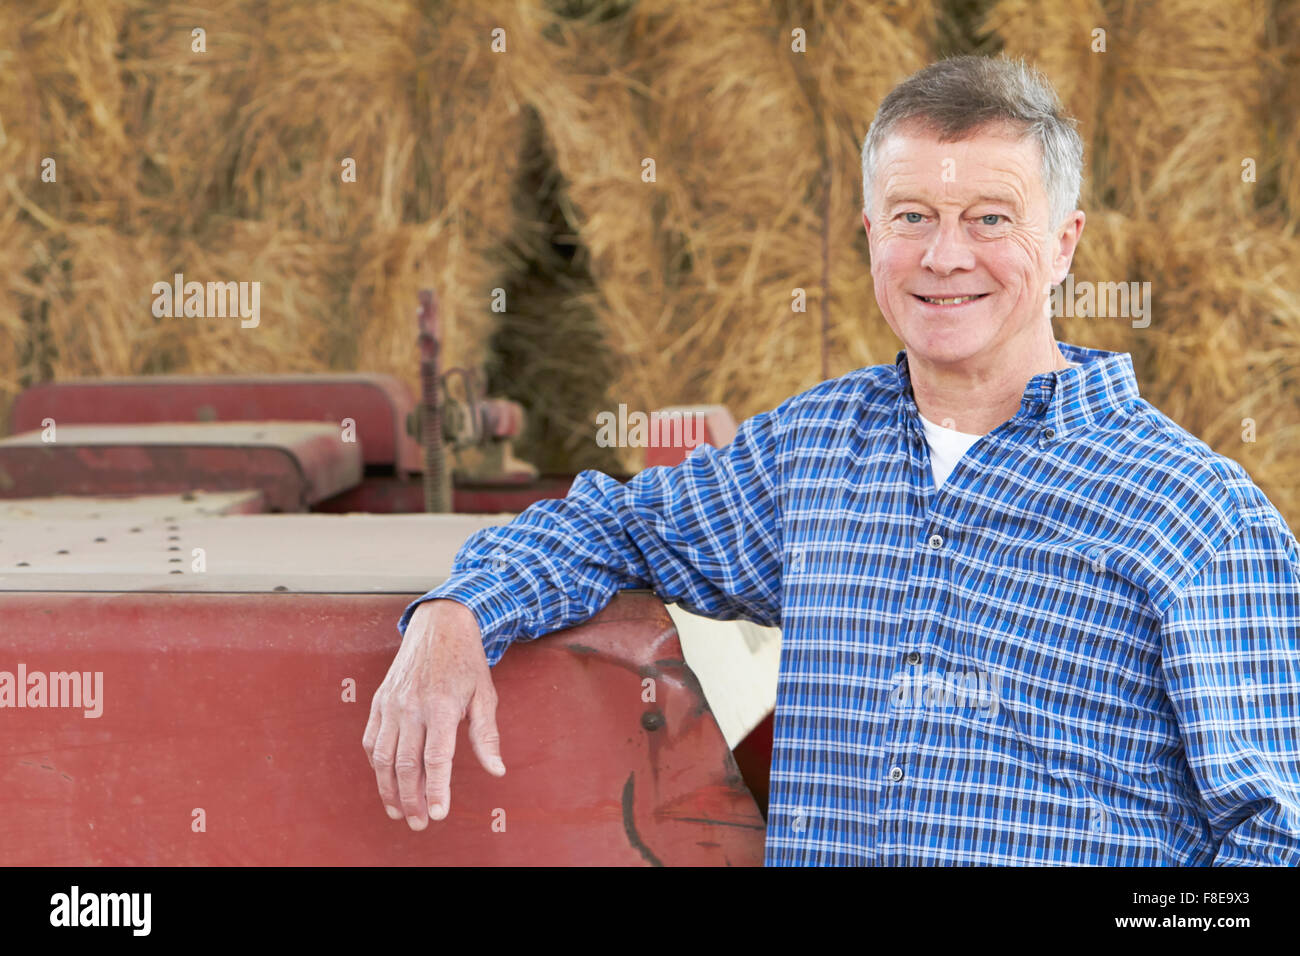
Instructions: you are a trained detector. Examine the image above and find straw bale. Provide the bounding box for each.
[1,0,1294,531]
[1104,0,1271,225]
[1121,219,1300,523]
[0,0,537,431]
[1272,0,1300,229]
[522,0,936,455]
[981,0,1107,206]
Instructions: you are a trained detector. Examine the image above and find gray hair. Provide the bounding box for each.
[860,55,1084,229]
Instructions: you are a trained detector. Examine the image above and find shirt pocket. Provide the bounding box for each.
[958,542,1159,765]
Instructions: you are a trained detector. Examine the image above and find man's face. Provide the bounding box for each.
[863,121,1083,370]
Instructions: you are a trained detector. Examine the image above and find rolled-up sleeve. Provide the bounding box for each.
[397,404,788,665]
[1158,516,1300,865]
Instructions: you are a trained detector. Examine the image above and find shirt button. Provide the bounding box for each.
[889,766,904,782]
[906,651,921,666]
[927,533,943,549]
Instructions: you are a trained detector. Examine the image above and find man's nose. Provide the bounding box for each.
[919,218,976,274]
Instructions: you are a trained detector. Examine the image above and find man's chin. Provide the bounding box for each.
[901,324,994,367]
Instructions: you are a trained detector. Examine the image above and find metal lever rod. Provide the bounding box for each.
[417,289,451,513]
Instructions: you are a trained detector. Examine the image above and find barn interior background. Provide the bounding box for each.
[2,0,1298,524]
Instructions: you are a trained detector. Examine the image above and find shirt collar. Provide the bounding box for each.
[892,340,1142,441]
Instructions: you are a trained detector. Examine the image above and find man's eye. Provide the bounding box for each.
[978,214,1004,225]
[902,212,924,224]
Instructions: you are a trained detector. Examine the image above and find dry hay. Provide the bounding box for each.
[980,0,1108,206]
[0,0,534,428]
[2,0,1297,529]
[1273,0,1300,230]
[513,0,936,472]
[1129,220,1300,522]
[1104,0,1272,226]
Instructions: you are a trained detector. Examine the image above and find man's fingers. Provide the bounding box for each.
[364,603,495,828]
[467,686,506,777]
[393,716,429,830]
[369,715,404,821]
[361,695,384,761]
[424,697,460,821]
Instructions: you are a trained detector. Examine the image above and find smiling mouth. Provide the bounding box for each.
[912,292,992,306]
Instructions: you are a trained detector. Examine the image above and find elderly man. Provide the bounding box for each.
[364,56,1300,865]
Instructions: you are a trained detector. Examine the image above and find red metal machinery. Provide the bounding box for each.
[0,561,764,865]
[0,290,777,864]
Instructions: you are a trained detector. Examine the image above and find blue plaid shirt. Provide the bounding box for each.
[399,340,1300,866]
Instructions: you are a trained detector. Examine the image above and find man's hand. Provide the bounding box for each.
[362,599,506,830]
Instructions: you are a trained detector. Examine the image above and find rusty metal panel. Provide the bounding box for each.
[731,711,774,818]
[0,590,765,866]
[313,473,600,515]
[9,374,421,473]
[644,405,738,469]
[0,422,361,513]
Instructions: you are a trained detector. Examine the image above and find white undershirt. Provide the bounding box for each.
[920,361,1081,490]
[919,413,983,490]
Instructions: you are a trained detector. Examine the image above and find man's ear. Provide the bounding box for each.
[1052,210,1086,285]
[862,209,871,238]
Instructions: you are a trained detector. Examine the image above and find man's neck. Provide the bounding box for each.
[909,339,1074,436]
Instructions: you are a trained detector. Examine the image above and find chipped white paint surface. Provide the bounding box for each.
[667,604,781,749]
[0,507,510,592]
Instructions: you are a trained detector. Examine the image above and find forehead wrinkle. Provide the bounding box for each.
[874,132,1046,213]
[880,164,1036,214]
